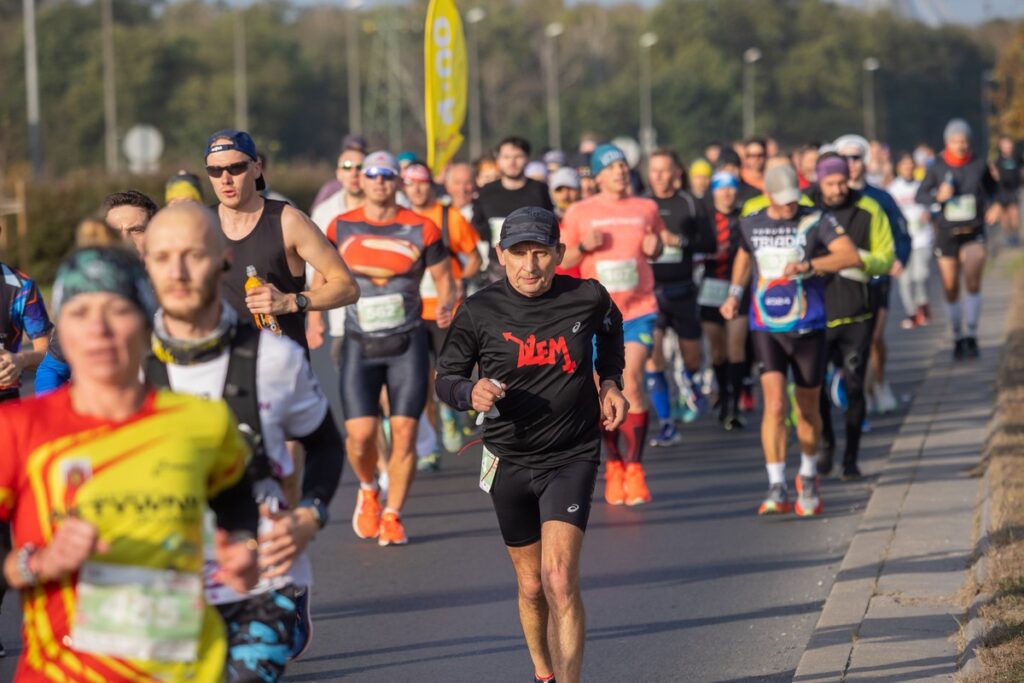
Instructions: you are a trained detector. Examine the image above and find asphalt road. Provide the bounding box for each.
[0,287,947,682]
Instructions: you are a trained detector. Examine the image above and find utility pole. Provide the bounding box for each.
[234,10,249,131]
[23,0,42,178]
[543,22,564,151]
[863,57,880,140]
[101,0,119,173]
[743,47,761,140]
[346,0,363,134]
[466,7,486,160]
[386,15,401,151]
[639,32,658,157]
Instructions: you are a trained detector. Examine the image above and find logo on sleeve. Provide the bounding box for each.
[502,332,578,374]
[572,321,581,334]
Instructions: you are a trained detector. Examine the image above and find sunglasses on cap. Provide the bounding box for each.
[842,154,863,162]
[364,167,398,180]
[338,161,363,171]
[206,161,251,178]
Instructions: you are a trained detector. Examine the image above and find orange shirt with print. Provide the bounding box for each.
[415,201,479,321]
[561,194,662,321]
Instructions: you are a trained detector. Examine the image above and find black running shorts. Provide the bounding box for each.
[751,329,827,389]
[655,283,702,340]
[934,226,986,259]
[490,458,599,547]
[868,277,891,312]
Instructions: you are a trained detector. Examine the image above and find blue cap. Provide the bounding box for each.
[397,151,417,164]
[205,129,265,190]
[711,171,739,191]
[590,144,627,177]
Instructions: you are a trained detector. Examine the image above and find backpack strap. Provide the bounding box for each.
[142,351,171,389]
[222,323,274,482]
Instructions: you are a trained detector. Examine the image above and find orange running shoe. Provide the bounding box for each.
[352,488,382,539]
[604,460,626,506]
[624,462,652,506]
[794,474,824,517]
[378,510,408,547]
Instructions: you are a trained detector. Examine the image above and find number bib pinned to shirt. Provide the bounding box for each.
[479,447,499,493]
[652,244,682,265]
[944,195,977,222]
[71,562,204,662]
[356,294,406,332]
[697,278,731,307]
[755,246,801,280]
[595,259,640,293]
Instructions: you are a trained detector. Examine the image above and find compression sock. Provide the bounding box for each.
[728,362,745,413]
[799,453,819,478]
[602,428,623,462]
[766,462,786,486]
[645,370,672,423]
[947,300,963,339]
[964,293,982,336]
[621,412,650,464]
[713,363,728,405]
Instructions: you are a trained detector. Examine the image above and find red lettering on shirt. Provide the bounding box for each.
[503,332,578,374]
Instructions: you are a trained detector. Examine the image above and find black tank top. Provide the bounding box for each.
[222,199,307,350]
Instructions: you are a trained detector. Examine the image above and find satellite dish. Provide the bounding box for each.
[611,136,642,169]
[123,124,164,174]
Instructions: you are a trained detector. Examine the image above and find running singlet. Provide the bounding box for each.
[560,195,663,321]
[0,388,249,683]
[739,206,845,334]
[415,201,479,321]
[327,207,448,337]
[0,262,52,392]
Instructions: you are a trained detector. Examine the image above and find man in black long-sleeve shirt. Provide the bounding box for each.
[436,207,627,683]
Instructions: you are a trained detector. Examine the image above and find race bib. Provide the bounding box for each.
[944,195,977,222]
[419,271,438,299]
[595,259,640,293]
[755,246,801,280]
[72,562,203,662]
[479,447,498,493]
[489,218,505,247]
[356,294,406,332]
[652,244,682,265]
[697,278,731,307]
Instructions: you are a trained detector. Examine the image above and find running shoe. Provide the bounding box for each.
[722,410,745,431]
[964,336,980,359]
[649,421,682,447]
[758,484,792,515]
[739,385,756,412]
[794,475,823,517]
[920,303,932,323]
[875,382,898,414]
[416,451,441,472]
[913,308,928,327]
[352,488,382,539]
[378,510,408,546]
[624,462,652,505]
[818,439,836,476]
[604,460,626,506]
[440,406,463,453]
[842,462,863,481]
[900,316,916,330]
[289,587,313,660]
[953,338,967,361]
[534,675,556,683]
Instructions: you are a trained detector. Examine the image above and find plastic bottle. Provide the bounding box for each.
[244,266,282,335]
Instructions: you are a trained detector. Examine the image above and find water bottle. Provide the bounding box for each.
[244,266,282,335]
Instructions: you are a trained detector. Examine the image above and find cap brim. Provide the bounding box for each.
[769,189,801,205]
[498,234,560,250]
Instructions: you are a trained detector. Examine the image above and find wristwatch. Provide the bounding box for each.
[16,544,39,586]
[298,498,329,529]
[601,375,625,391]
[294,293,310,313]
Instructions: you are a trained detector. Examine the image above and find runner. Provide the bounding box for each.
[444,162,478,223]
[699,171,748,430]
[810,153,895,479]
[0,246,259,682]
[143,203,345,680]
[435,206,627,683]
[720,164,861,515]
[834,134,910,413]
[888,152,933,328]
[550,167,581,220]
[327,151,456,546]
[100,190,159,253]
[206,129,359,353]
[403,161,482,466]
[737,138,768,205]
[688,158,713,199]
[165,170,204,205]
[994,134,1021,246]
[310,133,368,213]
[473,136,554,283]
[916,119,1000,360]
[644,148,715,443]
[562,144,664,505]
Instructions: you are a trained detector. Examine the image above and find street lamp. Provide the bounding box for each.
[346,0,364,134]
[639,32,658,157]
[742,47,761,139]
[101,0,119,173]
[543,21,564,151]
[23,0,42,177]
[863,57,880,141]
[466,7,486,160]
[233,8,248,132]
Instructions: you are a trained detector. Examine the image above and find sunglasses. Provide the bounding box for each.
[364,167,398,181]
[206,161,251,178]
[842,155,863,162]
[338,161,363,171]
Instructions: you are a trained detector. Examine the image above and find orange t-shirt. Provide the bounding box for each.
[560,194,662,321]
[415,202,480,321]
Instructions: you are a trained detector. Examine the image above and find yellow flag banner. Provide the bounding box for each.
[424,0,467,177]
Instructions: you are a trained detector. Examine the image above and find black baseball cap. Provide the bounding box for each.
[499,206,560,250]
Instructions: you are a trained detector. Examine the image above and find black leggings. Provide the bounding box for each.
[819,319,873,466]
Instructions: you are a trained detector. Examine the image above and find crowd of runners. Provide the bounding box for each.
[0,117,1018,683]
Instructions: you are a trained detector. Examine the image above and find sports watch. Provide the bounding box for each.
[294,293,310,313]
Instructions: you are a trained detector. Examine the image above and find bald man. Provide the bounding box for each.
[143,203,345,680]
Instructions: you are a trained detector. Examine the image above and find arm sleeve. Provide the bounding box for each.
[593,284,625,381]
[297,410,344,506]
[18,280,53,342]
[208,405,259,534]
[434,306,480,412]
[861,204,896,276]
[688,199,717,254]
[422,217,449,267]
[35,353,71,395]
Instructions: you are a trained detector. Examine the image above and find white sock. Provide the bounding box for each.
[383,507,400,517]
[359,481,379,492]
[766,462,786,486]
[800,453,819,477]
[964,293,982,336]
[947,300,962,338]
